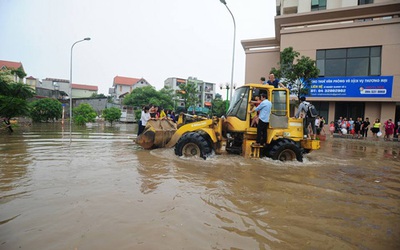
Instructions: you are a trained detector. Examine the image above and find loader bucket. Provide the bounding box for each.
[136,119,177,149]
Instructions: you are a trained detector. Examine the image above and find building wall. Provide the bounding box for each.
[280,0,390,13]
[40,79,71,96]
[26,77,39,90]
[279,19,400,102]
[115,85,132,97]
[72,89,97,98]
[74,98,108,115]
[132,80,150,90]
[244,48,280,84]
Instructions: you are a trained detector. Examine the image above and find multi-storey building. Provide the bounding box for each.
[242,0,400,123]
[164,77,216,110]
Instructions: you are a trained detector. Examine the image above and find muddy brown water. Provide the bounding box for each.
[1,123,399,250]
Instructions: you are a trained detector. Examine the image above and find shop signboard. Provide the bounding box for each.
[309,76,393,98]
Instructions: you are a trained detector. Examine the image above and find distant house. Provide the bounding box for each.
[40,78,98,98]
[110,76,151,103]
[0,60,25,83]
[72,83,98,98]
[26,76,40,90]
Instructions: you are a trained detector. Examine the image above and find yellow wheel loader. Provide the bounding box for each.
[137,83,320,162]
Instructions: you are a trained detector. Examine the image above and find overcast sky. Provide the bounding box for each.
[0,0,275,96]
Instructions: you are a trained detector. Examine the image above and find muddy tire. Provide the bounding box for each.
[268,139,303,162]
[174,132,212,160]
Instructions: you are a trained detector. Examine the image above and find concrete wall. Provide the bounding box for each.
[244,48,280,84]
[74,98,108,115]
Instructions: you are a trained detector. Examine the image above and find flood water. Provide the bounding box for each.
[1,123,399,250]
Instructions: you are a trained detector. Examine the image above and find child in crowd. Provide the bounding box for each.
[329,121,335,137]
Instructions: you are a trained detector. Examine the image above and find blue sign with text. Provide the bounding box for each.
[308,76,393,98]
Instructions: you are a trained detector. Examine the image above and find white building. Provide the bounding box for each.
[164,77,216,109]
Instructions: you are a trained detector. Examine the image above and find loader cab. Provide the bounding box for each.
[225,84,289,132]
[226,86,249,121]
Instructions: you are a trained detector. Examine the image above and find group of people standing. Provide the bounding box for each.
[137,105,176,136]
[333,117,370,139]
[334,116,399,141]
[370,118,398,141]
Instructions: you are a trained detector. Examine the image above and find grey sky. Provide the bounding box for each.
[0,0,275,96]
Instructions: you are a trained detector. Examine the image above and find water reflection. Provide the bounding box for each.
[0,133,30,194]
[0,124,399,249]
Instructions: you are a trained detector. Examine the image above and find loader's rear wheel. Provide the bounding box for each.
[268,139,303,162]
[175,132,211,160]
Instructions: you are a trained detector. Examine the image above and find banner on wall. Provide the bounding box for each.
[308,76,393,98]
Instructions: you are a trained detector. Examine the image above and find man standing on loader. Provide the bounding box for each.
[295,96,316,140]
[249,93,272,146]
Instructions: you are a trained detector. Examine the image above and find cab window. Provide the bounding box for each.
[271,90,287,116]
[226,87,249,120]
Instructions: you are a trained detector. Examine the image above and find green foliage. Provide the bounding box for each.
[91,93,107,98]
[271,47,319,100]
[10,67,27,80]
[157,87,175,110]
[0,70,35,132]
[211,97,228,117]
[122,86,172,110]
[73,103,97,125]
[134,109,142,122]
[102,107,122,126]
[177,81,199,111]
[30,98,62,122]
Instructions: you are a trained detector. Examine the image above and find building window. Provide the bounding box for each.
[335,102,365,121]
[316,46,381,77]
[312,101,329,122]
[311,0,326,11]
[358,0,373,5]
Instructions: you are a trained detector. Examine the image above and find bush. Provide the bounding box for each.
[30,98,62,122]
[73,103,97,125]
[102,107,122,126]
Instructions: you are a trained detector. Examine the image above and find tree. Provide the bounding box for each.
[271,47,320,101]
[177,81,199,112]
[123,85,174,110]
[90,93,107,98]
[157,87,174,110]
[30,98,62,122]
[0,70,35,132]
[211,96,227,117]
[73,103,97,126]
[10,67,27,80]
[102,107,122,126]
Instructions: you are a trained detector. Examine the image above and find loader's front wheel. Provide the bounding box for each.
[175,132,211,160]
[268,139,303,162]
